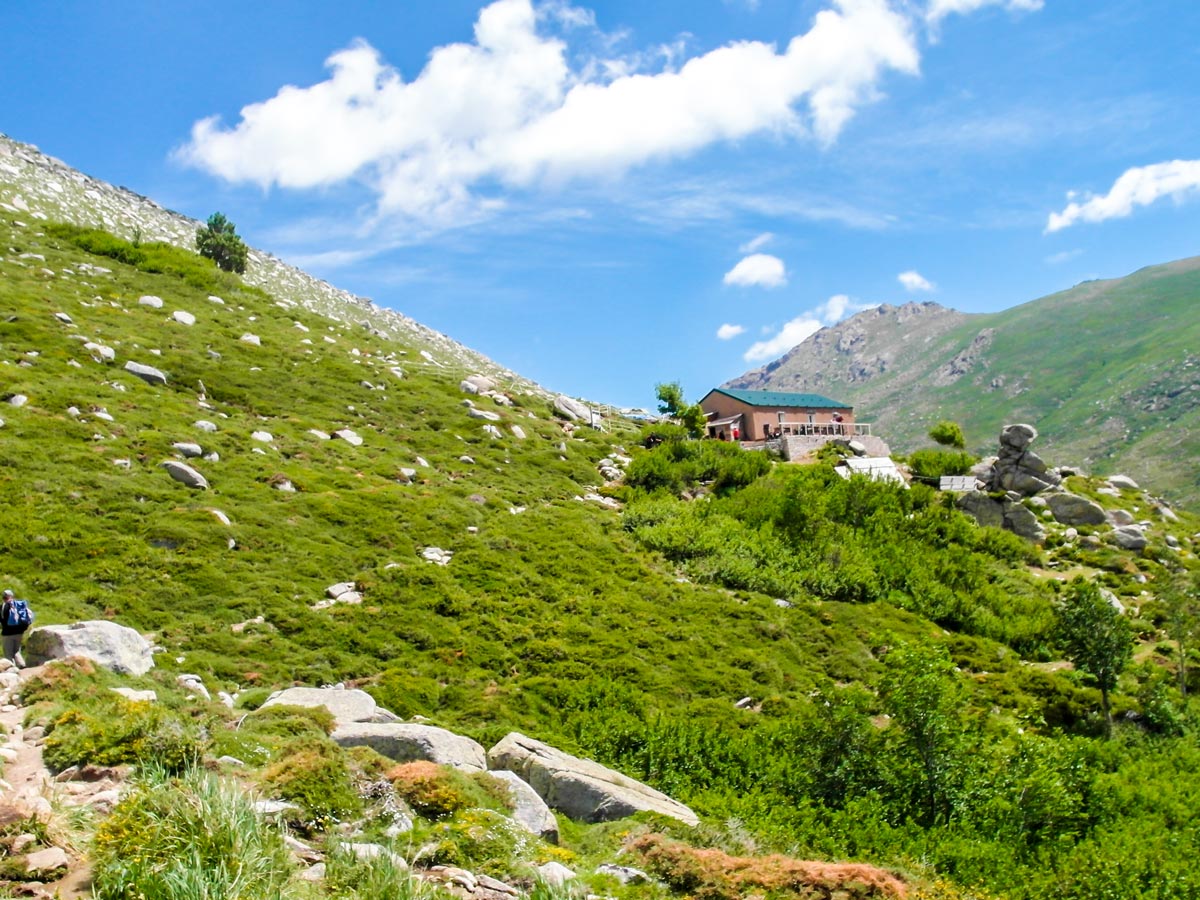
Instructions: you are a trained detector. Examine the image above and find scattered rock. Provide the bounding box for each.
[7,394,28,408]
[333,429,363,446]
[25,620,155,675]
[84,341,115,362]
[536,861,576,887]
[172,442,203,458]
[138,295,163,309]
[251,431,273,443]
[596,864,650,885]
[161,460,209,489]
[24,846,69,878]
[124,360,168,386]
[261,686,381,726]
[240,333,261,346]
[333,723,487,771]
[554,395,594,423]
[111,687,157,703]
[488,732,699,826]
[195,420,218,433]
[177,674,210,700]
[423,547,453,565]
[1108,474,1139,490]
[1110,526,1148,551]
[1047,493,1107,526]
[171,310,196,326]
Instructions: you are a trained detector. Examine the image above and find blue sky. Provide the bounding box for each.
[4,0,1199,408]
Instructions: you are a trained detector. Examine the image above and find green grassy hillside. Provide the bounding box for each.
[728,260,1200,504]
[2,217,1200,900]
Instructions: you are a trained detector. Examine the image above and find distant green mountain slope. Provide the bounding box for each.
[728,259,1200,503]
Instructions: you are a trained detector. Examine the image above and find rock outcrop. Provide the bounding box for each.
[24,621,155,675]
[487,732,699,826]
[985,424,1061,496]
[260,686,382,726]
[332,723,487,772]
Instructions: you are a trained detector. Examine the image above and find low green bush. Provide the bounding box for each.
[260,737,362,831]
[91,769,293,900]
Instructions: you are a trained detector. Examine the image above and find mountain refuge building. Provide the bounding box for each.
[699,388,857,441]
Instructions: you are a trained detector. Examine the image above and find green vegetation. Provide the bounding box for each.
[929,420,966,449]
[654,381,707,437]
[195,211,248,274]
[1056,579,1134,737]
[1,218,1199,900]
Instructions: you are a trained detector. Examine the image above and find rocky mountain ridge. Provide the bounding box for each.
[726,262,1200,503]
[0,133,542,397]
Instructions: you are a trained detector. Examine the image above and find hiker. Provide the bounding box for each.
[1,589,33,666]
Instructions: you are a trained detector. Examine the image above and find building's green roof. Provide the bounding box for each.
[704,387,852,410]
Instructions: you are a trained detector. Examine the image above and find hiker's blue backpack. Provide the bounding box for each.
[5,599,33,630]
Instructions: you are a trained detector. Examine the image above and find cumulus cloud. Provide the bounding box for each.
[739,232,774,253]
[178,0,920,226]
[724,253,788,288]
[898,269,934,291]
[926,0,1043,24]
[717,323,747,339]
[1046,160,1200,232]
[744,294,875,361]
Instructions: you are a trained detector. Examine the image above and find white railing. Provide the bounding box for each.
[773,421,872,437]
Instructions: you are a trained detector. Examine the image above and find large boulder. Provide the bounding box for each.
[487,732,699,826]
[985,423,1061,496]
[956,491,1003,529]
[553,396,594,423]
[1047,493,1107,526]
[260,686,380,727]
[331,723,487,772]
[25,621,155,675]
[1110,526,1148,551]
[484,769,559,842]
[1003,503,1045,542]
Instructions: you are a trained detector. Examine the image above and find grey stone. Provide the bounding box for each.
[171,310,196,326]
[111,687,157,703]
[138,295,163,308]
[1110,526,1148,551]
[195,420,218,433]
[468,407,501,422]
[1003,503,1045,542]
[124,361,168,386]
[84,341,115,362]
[161,460,208,489]
[956,491,1004,529]
[554,395,594,422]
[240,333,261,346]
[23,846,69,877]
[596,864,650,885]
[172,442,203,458]
[332,723,487,771]
[1108,509,1134,526]
[1108,474,1139,490]
[333,429,363,446]
[1000,423,1038,451]
[537,862,576,887]
[177,674,210,700]
[487,732,699,826]
[261,686,380,726]
[251,430,273,443]
[485,769,559,842]
[25,620,155,675]
[1047,493,1107,526]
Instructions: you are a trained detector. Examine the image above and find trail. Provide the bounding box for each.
[0,664,96,898]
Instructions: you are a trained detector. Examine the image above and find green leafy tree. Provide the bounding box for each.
[1161,571,1200,698]
[879,641,966,825]
[1057,579,1133,737]
[196,212,248,274]
[654,381,707,438]
[929,419,966,449]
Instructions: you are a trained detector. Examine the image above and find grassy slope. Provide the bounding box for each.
[0,220,940,745]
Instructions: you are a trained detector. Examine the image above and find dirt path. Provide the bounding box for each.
[0,663,95,898]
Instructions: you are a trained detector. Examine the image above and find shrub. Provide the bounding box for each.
[260,737,362,830]
[91,769,293,900]
[909,449,976,480]
[421,807,535,877]
[387,760,474,820]
[42,700,202,774]
[241,703,336,739]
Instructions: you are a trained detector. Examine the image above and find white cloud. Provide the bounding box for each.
[739,232,774,253]
[898,269,934,291]
[724,253,788,288]
[1046,160,1200,232]
[178,0,920,226]
[1045,249,1083,265]
[744,293,876,361]
[717,323,747,340]
[926,0,1043,25]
